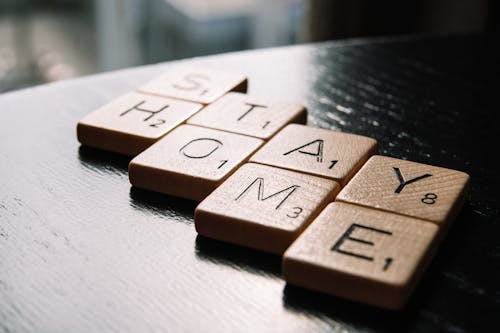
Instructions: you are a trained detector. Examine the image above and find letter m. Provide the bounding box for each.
[234,177,300,210]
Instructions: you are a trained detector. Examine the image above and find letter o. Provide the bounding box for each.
[179,138,223,159]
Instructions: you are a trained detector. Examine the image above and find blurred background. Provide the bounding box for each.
[0,0,496,93]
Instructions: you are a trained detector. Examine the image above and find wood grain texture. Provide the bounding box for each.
[187,92,307,139]
[195,163,340,254]
[250,124,378,185]
[337,155,470,228]
[77,92,203,156]
[138,66,247,104]
[283,202,439,310]
[129,125,263,201]
[1,35,499,332]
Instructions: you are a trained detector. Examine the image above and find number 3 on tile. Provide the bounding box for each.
[287,207,303,218]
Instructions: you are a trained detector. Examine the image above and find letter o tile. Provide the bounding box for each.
[129,125,263,201]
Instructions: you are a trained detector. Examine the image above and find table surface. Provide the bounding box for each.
[1,34,499,332]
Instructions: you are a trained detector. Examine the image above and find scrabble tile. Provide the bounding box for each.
[336,155,470,228]
[187,92,307,139]
[77,92,202,156]
[129,125,263,201]
[195,163,340,254]
[249,124,378,185]
[138,66,247,104]
[282,202,439,310]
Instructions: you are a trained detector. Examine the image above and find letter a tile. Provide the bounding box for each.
[283,202,439,310]
[77,92,203,156]
[336,155,470,228]
[249,124,378,185]
[138,66,247,104]
[195,163,340,254]
[128,125,263,201]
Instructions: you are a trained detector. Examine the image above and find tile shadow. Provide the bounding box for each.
[195,235,282,278]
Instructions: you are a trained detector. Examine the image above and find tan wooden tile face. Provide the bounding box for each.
[283,202,439,310]
[138,67,247,104]
[336,155,470,226]
[187,92,307,139]
[195,163,340,254]
[128,125,263,201]
[249,124,378,185]
[77,92,203,156]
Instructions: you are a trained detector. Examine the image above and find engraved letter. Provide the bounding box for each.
[283,139,324,163]
[235,177,300,210]
[172,73,210,96]
[237,103,267,121]
[179,138,223,159]
[120,101,169,121]
[393,167,432,194]
[331,224,392,262]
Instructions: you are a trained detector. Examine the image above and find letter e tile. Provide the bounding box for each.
[283,202,439,310]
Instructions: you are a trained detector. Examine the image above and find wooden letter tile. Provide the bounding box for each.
[77,92,202,156]
[195,163,340,254]
[249,124,378,185]
[283,202,439,310]
[336,155,470,228]
[128,125,263,201]
[187,92,307,139]
[138,66,247,104]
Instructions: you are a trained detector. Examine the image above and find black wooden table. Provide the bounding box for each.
[1,34,499,332]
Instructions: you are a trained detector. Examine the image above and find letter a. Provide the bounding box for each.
[283,139,324,162]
